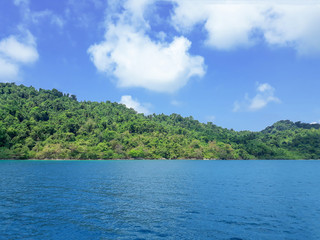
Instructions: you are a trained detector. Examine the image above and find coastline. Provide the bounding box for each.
[1,158,318,161]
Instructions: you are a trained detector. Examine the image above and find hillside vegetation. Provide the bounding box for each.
[1,83,320,160]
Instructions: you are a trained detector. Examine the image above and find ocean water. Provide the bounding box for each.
[0,160,319,240]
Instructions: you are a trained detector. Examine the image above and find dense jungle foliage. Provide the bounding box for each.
[1,83,320,160]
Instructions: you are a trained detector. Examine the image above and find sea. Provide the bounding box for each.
[0,160,319,240]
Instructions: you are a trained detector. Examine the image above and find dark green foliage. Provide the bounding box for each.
[0,83,319,159]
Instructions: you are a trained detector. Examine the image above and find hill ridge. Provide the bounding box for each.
[1,83,319,159]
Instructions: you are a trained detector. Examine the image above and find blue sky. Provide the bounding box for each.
[1,0,320,131]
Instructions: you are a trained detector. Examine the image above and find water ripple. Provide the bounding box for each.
[1,160,320,239]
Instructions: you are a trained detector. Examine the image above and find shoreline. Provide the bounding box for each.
[1,158,319,161]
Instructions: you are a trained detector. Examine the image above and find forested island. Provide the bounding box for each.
[1,83,319,160]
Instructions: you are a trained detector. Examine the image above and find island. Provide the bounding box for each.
[1,83,319,160]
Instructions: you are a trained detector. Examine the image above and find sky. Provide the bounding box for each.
[1,0,320,131]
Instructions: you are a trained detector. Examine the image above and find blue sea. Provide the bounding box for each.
[0,160,320,240]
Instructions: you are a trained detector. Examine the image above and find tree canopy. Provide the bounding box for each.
[1,83,319,160]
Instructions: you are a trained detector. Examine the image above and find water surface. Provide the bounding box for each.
[1,160,319,239]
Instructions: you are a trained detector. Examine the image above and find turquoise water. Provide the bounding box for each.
[0,160,320,240]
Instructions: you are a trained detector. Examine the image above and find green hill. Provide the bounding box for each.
[1,83,319,160]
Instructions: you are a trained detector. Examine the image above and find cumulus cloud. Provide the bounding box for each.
[172,0,320,54]
[88,0,205,93]
[233,83,280,112]
[0,31,39,81]
[173,1,264,50]
[120,95,150,115]
[2,0,65,81]
[88,25,204,92]
[0,0,41,81]
[0,34,38,63]
[262,5,320,55]
[88,0,320,94]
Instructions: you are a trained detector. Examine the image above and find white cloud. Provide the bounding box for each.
[262,5,320,55]
[0,31,39,81]
[124,0,156,23]
[233,83,280,112]
[120,95,150,115]
[88,25,204,92]
[65,0,108,28]
[31,10,65,28]
[0,0,41,81]
[14,0,64,28]
[257,82,272,92]
[172,1,320,55]
[2,0,65,81]
[0,34,38,64]
[13,0,29,6]
[88,0,205,93]
[0,58,19,80]
[173,2,264,50]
